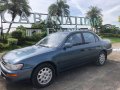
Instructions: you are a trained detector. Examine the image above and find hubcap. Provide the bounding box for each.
[37,67,52,85]
[99,53,106,65]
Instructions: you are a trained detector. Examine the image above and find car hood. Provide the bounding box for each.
[3,45,55,64]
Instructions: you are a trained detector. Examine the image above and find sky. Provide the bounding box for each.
[1,0,120,32]
[29,0,120,27]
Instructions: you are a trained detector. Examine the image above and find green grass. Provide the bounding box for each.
[102,37,120,43]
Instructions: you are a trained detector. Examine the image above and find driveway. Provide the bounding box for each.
[0,43,120,90]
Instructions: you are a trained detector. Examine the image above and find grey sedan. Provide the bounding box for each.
[0,31,112,88]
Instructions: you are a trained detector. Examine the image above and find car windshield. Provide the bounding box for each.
[36,33,68,48]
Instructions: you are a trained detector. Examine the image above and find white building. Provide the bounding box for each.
[26,28,41,36]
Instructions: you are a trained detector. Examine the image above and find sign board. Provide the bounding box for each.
[1,11,90,26]
[0,0,5,3]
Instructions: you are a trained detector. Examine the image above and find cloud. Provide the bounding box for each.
[69,0,85,16]
[29,0,56,13]
[66,0,120,27]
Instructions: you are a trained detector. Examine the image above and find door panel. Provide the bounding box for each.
[55,33,85,70]
[82,32,101,62]
[56,45,88,70]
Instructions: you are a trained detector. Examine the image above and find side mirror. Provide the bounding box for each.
[64,43,73,49]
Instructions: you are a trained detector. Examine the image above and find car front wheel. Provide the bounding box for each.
[31,63,55,88]
[96,51,107,66]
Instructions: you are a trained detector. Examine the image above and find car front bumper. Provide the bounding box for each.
[0,62,33,82]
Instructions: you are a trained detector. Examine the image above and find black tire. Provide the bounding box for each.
[95,51,107,66]
[31,63,55,88]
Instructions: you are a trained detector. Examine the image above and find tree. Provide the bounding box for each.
[47,0,70,30]
[48,0,70,17]
[32,21,46,32]
[86,6,103,32]
[46,20,61,29]
[16,25,26,37]
[0,4,6,12]
[16,25,26,31]
[101,24,120,34]
[6,0,31,37]
[0,0,8,11]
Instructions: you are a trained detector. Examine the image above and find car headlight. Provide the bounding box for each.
[4,63,23,71]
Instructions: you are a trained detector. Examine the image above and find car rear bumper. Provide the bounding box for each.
[0,62,33,82]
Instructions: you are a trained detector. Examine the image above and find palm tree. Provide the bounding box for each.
[48,0,70,17]
[86,6,102,32]
[6,0,31,36]
[48,0,69,30]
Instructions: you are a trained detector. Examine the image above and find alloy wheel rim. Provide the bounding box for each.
[99,54,106,65]
[37,67,52,85]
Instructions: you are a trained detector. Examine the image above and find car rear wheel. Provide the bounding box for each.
[96,51,107,66]
[31,63,55,88]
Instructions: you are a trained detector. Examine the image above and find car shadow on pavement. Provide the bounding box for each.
[2,60,120,90]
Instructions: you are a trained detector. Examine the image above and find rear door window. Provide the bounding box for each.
[83,32,96,43]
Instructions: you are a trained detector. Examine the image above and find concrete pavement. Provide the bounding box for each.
[0,60,120,90]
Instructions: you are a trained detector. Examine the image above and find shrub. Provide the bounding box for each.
[8,38,18,46]
[24,32,47,42]
[32,32,47,41]
[3,44,9,50]
[100,33,120,38]
[25,41,36,45]
[11,30,26,45]
[23,36,34,41]
[11,30,23,39]
[32,33,42,41]
[0,43,4,51]
[41,32,47,38]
